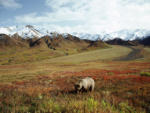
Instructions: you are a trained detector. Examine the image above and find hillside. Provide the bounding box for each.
[0,45,133,83]
[105,37,150,46]
[105,38,139,46]
[139,36,150,46]
[0,33,109,65]
[46,45,132,64]
[0,45,150,113]
[0,34,28,48]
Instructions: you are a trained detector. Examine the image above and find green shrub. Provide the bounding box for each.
[119,102,136,113]
[140,72,150,77]
[86,98,99,112]
[48,100,64,113]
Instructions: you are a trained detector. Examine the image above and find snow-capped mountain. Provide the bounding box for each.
[72,29,150,41]
[102,29,150,41]
[0,25,150,41]
[71,32,101,41]
[0,25,43,38]
[0,26,16,35]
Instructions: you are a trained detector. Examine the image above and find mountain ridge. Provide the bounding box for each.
[0,33,109,49]
[0,25,150,41]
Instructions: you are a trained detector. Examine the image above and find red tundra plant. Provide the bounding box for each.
[56,69,142,82]
[100,74,150,83]
[133,76,150,83]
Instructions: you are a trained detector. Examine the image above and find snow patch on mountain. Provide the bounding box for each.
[0,25,43,38]
[0,25,150,40]
[71,32,102,41]
[0,27,16,35]
[102,29,150,41]
[72,29,150,41]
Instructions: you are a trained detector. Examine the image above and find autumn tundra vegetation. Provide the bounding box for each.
[0,34,150,113]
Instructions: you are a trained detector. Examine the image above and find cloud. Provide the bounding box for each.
[0,0,22,9]
[15,9,84,24]
[45,0,89,11]
[122,0,150,5]
[15,0,150,33]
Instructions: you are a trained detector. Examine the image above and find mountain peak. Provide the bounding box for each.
[0,25,43,38]
[26,25,34,28]
[0,25,150,41]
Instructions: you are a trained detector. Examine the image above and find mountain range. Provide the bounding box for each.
[0,25,150,65]
[0,25,150,41]
[0,32,108,50]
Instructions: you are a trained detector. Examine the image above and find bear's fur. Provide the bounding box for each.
[74,77,95,93]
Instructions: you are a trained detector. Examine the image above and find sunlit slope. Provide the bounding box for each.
[46,45,132,64]
[144,47,150,53]
[0,45,131,83]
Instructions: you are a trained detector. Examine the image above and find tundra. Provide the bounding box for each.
[74,77,95,93]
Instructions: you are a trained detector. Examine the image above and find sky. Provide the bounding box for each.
[0,0,150,33]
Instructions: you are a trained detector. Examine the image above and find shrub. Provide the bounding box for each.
[86,98,99,112]
[140,72,150,77]
[48,100,65,113]
[119,102,136,113]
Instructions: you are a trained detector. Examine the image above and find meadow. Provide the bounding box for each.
[0,45,150,113]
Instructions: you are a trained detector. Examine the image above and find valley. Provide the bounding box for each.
[1,0,150,112]
[0,39,150,112]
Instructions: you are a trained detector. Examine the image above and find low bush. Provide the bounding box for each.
[140,72,150,77]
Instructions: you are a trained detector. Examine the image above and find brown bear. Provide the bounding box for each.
[74,77,95,93]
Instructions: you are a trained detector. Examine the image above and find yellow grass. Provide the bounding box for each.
[0,45,132,83]
[144,47,150,53]
[45,45,132,64]
[0,45,150,113]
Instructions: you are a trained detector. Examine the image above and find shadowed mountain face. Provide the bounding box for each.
[139,36,150,46]
[0,34,28,48]
[0,33,108,50]
[1,32,150,50]
[88,40,108,48]
[29,34,109,51]
[105,38,139,46]
[0,33,110,65]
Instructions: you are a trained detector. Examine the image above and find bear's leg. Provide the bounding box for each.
[89,85,94,92]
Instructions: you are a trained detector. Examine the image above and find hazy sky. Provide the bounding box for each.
[0,0,150,33]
